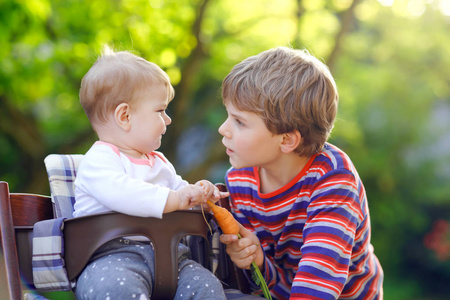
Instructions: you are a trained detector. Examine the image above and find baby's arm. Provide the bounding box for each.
[164,181,230,213]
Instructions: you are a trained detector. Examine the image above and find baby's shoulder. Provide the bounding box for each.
[80,142,121,168]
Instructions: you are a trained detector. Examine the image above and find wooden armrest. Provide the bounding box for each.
[63,210,211,299]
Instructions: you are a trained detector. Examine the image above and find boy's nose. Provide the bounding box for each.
[218,122,227,136]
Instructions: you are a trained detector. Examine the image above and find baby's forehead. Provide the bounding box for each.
[135,81,168,95]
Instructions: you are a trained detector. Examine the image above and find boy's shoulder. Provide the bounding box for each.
[314,142,355,173]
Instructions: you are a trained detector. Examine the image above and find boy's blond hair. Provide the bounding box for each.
[222,47,338,157]
[80,45,174,129]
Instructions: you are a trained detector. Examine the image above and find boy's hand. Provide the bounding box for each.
[220,223,264,271]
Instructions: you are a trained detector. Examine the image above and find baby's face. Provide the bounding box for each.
[127,84,172,156]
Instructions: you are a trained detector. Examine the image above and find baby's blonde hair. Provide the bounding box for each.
[222,47,338,157]
[80,45,174,128]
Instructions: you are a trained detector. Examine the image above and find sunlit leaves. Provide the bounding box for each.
[303,0,326,10]
[23,0,52,21]
[355,0,380,21]
[1,1,450,296]
[332,0,354,11]
[298,10,340,57]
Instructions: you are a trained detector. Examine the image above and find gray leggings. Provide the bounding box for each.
[74,238,226,300]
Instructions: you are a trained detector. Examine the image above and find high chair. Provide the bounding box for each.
[0,154,212,300]
[0,154,248,299]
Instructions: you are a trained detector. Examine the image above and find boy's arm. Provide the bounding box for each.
[224,169,361,298]
[290,169,360,299]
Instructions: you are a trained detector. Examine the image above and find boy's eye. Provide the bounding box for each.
[235,118,244,126]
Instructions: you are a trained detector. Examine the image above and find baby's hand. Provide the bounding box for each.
[165,185,207,212]
[196,180,229,204]
[176,184,206,210]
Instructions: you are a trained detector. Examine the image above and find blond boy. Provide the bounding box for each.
[219,47,384,300]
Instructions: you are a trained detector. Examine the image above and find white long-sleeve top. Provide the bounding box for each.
[73,141,188,219]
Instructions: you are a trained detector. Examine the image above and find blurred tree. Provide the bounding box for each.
[1,0,450,299]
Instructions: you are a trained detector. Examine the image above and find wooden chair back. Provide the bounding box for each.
[0,181,54,300]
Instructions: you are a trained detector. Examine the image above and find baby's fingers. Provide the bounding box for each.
[197,180,214,196]
[207,190,230,204]
[213,189,229,200]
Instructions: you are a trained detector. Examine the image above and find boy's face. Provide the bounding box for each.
[219,102,283,170]
[127,84,171,155]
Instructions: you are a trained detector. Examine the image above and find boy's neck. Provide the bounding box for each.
[258,154,311,194]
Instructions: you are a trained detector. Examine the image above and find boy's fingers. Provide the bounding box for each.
[219,233,239,244]
[238,224,261,247]
[234,256,255,270]
[238,222,250,236]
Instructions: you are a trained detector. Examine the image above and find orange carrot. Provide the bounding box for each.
[206,200,272,299]
[206,200,239,235]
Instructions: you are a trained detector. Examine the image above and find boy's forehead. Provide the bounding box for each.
[225,103,257,119]
[224,102,239,113]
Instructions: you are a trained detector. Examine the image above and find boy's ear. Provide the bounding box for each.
[114,103,131,131]
[280,130,302,153]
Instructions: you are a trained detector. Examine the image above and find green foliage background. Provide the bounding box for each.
[1,0,450,299]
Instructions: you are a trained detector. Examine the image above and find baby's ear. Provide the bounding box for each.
[280,130,302,153]
[115,103,131,130]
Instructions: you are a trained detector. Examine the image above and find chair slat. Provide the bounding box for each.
[10,194,53,226]
[0,182,24,300]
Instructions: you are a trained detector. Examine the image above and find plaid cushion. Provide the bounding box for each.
[32,217,72,291]
[44,154,83,219]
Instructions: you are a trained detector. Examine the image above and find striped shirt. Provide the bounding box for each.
[225,143,383,300]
